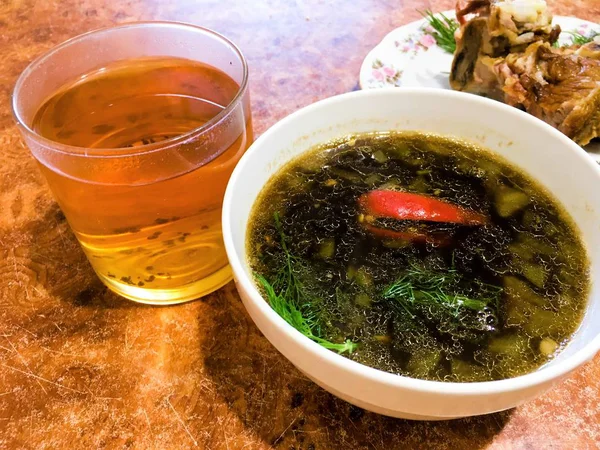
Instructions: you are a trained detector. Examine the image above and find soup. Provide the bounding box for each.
[247,132,589,382]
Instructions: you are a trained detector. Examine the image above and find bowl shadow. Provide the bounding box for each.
[201,286,513,450]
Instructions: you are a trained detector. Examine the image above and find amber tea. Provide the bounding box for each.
[31,56,252,303]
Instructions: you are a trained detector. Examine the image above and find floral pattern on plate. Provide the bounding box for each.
[370,59,403,87]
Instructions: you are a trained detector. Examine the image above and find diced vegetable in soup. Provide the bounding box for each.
[247,132,589,383]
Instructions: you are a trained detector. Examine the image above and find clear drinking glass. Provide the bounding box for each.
[12,22,252,305]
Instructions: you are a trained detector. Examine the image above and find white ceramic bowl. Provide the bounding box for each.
[222,88,600,420]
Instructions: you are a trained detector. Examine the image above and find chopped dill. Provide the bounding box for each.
[382,262,503,339]
[255,212,358,355]
[421,10,459,54]
[256,211,503,350]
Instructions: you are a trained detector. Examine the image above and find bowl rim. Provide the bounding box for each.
[223,87,600,396]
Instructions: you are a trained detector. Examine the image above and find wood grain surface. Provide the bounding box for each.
[1,1,600,448]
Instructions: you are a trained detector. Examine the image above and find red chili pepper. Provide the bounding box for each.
[358,190,488,226]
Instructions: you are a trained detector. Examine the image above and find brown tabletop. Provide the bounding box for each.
[2,0,600,448]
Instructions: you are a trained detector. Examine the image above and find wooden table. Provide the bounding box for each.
[1,1,600,448]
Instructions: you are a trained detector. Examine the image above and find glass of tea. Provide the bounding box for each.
[12,22,253,304]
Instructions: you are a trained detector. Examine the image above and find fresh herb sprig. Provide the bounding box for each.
[382,262,503,338]
[421,10,459,54]
[257,275,357,354]
[256,213,358,354]
[565,30,600,46]
[384,267,494,316]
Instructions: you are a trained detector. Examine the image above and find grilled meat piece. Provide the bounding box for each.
[499,42,600,145]
[450,0,600,145]
[455,0,559,56]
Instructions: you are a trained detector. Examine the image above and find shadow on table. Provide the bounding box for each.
[201,289,513,450]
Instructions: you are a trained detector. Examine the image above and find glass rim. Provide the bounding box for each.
[11,21,249,158]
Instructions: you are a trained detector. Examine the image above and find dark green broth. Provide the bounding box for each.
[247,132,589,382]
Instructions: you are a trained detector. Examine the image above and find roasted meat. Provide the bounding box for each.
[450,0,600,146]
[455,0,559,56]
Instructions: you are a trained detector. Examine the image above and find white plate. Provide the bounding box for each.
[359,11,600,161]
